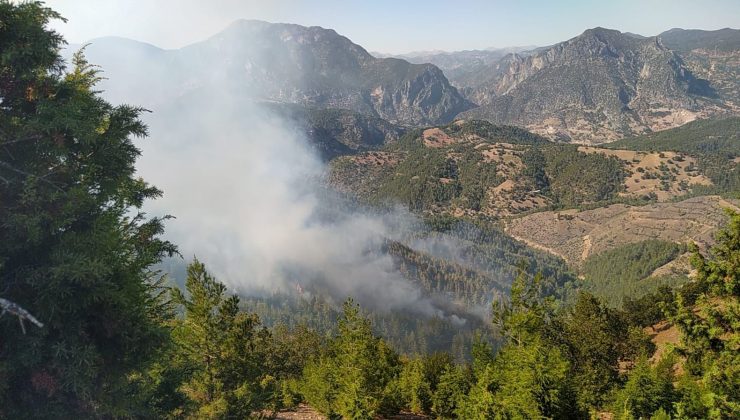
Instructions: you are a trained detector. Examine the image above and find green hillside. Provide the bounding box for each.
[605,117,740,156]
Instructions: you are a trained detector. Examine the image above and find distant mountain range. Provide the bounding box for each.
[374,47,537,83]
[69,22,739,145]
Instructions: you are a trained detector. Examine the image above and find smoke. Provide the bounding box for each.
[65,34,481,322]
[125,87,448,318]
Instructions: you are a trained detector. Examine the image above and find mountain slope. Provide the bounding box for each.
[329,119,739,220]
[505,195,740,266]
[657,28,740,114]
[459,28,736,143]
[70,20,472,126]
[263,103,406,160]
[605,117,740,155]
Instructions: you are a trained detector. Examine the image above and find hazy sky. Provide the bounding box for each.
[48,0,740,53]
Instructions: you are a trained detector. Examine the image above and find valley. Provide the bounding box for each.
[2,2,739,418]
[107,19,739,364]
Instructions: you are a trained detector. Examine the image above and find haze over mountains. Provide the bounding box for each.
[72,21,739,145]
[72,20,472,126]
[373,46,536,85]
[6,1,740,417]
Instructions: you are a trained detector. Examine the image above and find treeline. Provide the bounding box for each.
[441,119,550,145]
[239,292,483,359]
[118,217,737,419]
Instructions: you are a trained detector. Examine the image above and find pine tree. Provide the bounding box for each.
[171,259,274,418]
[399,358,432,414]
[460,268,581,419]
[431,364,470,419]
[557,292,651,412]
[0,2,175,417]
[671,210,740,417]
[612,356,676,419]
[300,299,401,419]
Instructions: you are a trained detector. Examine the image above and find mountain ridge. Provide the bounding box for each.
[68,20,473,126]
[68,24,740,144]
[458,27,737,143]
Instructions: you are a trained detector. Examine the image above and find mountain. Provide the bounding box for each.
[658,28,740,52]
[69,20,472,126]
[379,47,537,84]
[656,28,740,116]
[458,27,737,143]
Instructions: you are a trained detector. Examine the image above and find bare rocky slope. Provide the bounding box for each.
[458,28,739,143]
[658,28,740,114]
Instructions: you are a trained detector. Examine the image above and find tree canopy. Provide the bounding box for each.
[0,1,174,417]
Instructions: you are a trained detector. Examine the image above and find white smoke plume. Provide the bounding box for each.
[63,34,477,321]
[131,90,454,317]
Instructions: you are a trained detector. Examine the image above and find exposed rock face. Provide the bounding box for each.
[73,20,472,126]
[459,28,738,143]
[658,28,740,112]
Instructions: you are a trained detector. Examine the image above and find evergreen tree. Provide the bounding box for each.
[300,299,401,419]
[460,269,582,419]
[671,210,740,417]
[398,353,453,415]
[558,292,650,413]
[431,365,470,419]
[399,358,432,414]
[0,2,175,417]
[612,356,676,419]
[171,259,274,418]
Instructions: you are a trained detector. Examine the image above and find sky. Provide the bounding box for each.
[48,0,740,54]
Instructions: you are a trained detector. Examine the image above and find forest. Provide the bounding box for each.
[0,2,738,419]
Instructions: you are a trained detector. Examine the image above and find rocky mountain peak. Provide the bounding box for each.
[458,27,732,143]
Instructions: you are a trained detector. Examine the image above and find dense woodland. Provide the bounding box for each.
[581,240,688,306]
[0,2,738,419]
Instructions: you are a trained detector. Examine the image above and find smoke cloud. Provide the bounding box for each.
[128,88,451,317]
[65,35,481,322]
